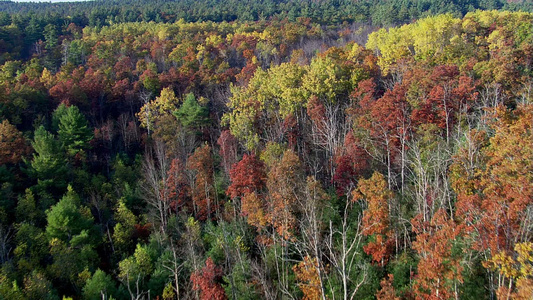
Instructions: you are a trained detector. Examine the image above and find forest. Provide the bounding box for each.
[0,0,533,299]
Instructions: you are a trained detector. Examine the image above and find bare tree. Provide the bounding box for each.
[294,177,328,300]
[161,238,184,300]
[0,225,11,264]
[141,141,171,235]
[325,197,368,300]
[309,101,350,180]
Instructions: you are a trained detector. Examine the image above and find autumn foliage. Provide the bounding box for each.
[0,6,533,300]
[354,172,394,266]
[191,258,227,300]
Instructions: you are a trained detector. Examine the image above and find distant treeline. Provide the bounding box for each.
[0,0,531,27]
[0,0,531,62]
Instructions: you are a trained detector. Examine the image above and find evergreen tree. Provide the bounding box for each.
[57,105,93,158]
[30,125,68,189]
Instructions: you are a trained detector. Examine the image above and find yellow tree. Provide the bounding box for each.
[136,87,180,134]
[486,242,533,300]
[293,256,323,300]
[224,63,306,150]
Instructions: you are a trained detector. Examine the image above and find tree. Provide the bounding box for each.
[137,87,180,134]
[141,141,171,234]
[187,143,216,220]
[376,275,399,300]
[226,154,266,223]
[22,271,58,300]
[224,62,306,150]
[13,222,48,276]
[191,257,227,300]
[118,243,156,300]
[112,200,138,255]
[0,119,30,165]
[227,153,266,221]
[293,256,323,300]
[217,130,238,177]
[56,104,93,158]
[325,192,370,300]
[265,148,303,240]
[410,65,476,143]
[51,103,69,132]
[82,269,116,300]
[174,92,209,131]
[333,132,370,196]
[354,172,394,266]
[16,189,43,225]
[353,78,410,190]
[30,126,68,189]
[411,209,463,300]
[165,157,190,214]
[486,242,533,300]
[46,186,96,243]
[451,104,533,296]
[45,186,99,291]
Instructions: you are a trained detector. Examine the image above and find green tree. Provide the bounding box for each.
[118,243,157,299]
[30,125,68,189]
[46,187,99,289]
[57,105,93,158]
[16,189,43,225]
[0,271,23,299]
[82,269,117,300]
[174,93,209,131]
[13,222,48,276]
[43,24,58,50]
[23,271,58,300]
[51,103,69,132]
[112,200,137,255]
[46,186,96,243]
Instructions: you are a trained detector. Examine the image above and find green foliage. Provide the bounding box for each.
[82,269,117,300]
[51,103,68,133]
[57,105,93,157]
[0,271,24,299]
[46,186,96,244]
[113,200,138,255]
[16,189,43,225]
[22,270,58,300]
[14,222,48,275]
[460,262,489,300]
[162,282,176,300]
[30,125,68,187]
[388,252,417,295]
[45,187,99,290]
[174,93,209,130]
[223,258,260,300]
[118,243,159,296]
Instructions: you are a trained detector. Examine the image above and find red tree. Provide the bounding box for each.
[187,144,216,220]
[0,120,31,165]
[227,154,265,199]
[191,257,227,300]
[227,154,267,226]
[165,158,191,213]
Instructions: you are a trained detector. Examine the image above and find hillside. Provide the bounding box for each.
[0,2,532,299]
